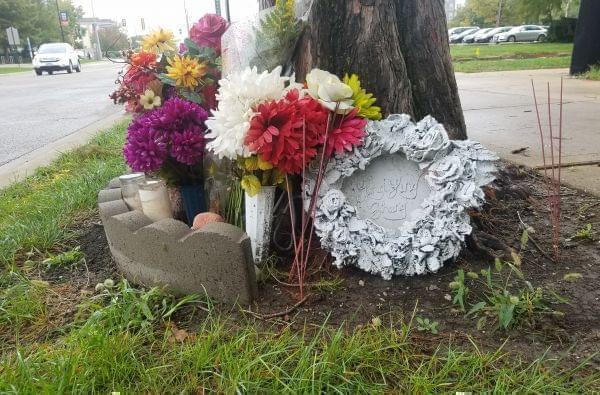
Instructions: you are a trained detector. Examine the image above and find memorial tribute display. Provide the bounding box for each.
[308,114,497,280]
[104,0,498,302]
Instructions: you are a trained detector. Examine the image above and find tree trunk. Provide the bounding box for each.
[258,0,275,11]
[293,0,467,140]
[570,0,600,75]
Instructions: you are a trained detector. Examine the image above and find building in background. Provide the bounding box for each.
[78,17,118,58]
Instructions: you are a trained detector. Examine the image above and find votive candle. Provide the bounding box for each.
[119,173,145,211]
[139,179,173,222]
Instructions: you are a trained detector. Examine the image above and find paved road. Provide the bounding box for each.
[0,61,123,166]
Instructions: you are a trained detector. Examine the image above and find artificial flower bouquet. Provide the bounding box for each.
[205,65,381,278]
[109,14,229,225]
[206,66,381,192]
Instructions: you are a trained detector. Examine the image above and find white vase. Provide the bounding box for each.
[245,186,276,264]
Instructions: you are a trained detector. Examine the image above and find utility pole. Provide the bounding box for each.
[55,0,66,41]
[224,0,231,22]
[90,0,102,60]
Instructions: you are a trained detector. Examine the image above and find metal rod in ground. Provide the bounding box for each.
[531,81,549,180]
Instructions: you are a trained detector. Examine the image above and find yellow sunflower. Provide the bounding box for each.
[166,55,207,89]
[141,29,176,54]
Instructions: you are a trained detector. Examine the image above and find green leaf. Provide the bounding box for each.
[466,301,487,317]
[476,316,487,330]
[178,89,204,104]
[563,272,583,282]
[183,38,201,55]
[157,74,177,86]
[498,303,515,329]
[520,229,529,250]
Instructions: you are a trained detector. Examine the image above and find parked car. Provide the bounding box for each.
[450,27,480,44]
[474,26,513,43]
[32,42,81,75]
[448,26,477,36]
[492,25,548,43]
[463,28,492,43]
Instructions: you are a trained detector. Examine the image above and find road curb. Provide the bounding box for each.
[0,111,126,188]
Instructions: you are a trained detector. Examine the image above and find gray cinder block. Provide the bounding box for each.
[98,184,258,304]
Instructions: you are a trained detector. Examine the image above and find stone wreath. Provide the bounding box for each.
[306,114,498,280]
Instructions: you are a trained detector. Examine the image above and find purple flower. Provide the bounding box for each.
[123,126,168,172]
[179,42,188,55]
[123,97,208,172]
[171,125,205,165]
[159,97,208,131]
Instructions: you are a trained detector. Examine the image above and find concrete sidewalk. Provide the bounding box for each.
[457,68,600,195]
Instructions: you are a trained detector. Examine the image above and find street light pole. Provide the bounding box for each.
[55,0,66,41]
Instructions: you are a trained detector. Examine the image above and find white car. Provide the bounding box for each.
[492,25,548,43]
[33,43,82,75]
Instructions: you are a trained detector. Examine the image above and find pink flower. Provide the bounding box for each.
[326,109,367,156]
[189,14,228,53]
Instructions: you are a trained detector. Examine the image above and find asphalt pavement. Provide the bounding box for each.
[0,61,124,183]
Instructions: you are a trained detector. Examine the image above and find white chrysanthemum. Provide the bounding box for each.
[206,66,296,159]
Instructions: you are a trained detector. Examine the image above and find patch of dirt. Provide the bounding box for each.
[32,162,600,370]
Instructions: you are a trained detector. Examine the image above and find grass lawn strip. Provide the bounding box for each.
[0,120,127,266]
[451,43,573,73]
[0,122,598,392]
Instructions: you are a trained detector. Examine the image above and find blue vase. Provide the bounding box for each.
[180,183,207,226]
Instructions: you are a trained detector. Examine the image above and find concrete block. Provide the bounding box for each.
[98,183,258,304]
[107,177,121,189]
[98,187,123,203]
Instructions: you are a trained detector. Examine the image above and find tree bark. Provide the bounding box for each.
[570,0,600,75]
[258,0,275,11]
[293,0,467,140]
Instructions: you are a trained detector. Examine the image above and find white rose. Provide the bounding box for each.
[305,68,354,114]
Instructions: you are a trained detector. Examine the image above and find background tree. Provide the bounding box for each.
[450,0,580,27]
[293,0,467,139]
[570,0,600,74]
[98,25,130,52]
[0,0,83,55]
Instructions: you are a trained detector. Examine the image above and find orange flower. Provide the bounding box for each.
[130,51,157,68]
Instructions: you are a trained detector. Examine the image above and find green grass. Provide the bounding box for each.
[0,66,32,75]
[0,120,127,267]
[581,65,600,81]
[451,43,573,73]
[0,120,598,392]
[0,277,597,393]
[454,56,572,73]
[450,43,573,61]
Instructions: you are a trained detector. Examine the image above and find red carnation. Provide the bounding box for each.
[325,108,367,156]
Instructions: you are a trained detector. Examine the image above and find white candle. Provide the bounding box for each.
[139,179,173,222]
[119,173,145,211]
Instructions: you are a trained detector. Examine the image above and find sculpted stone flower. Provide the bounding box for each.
[428,155,464,184]
[403,117,450,162]
[320,189,346,220]
[306,68,354,114]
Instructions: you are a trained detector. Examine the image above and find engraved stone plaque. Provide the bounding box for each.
[341,155,431,232]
